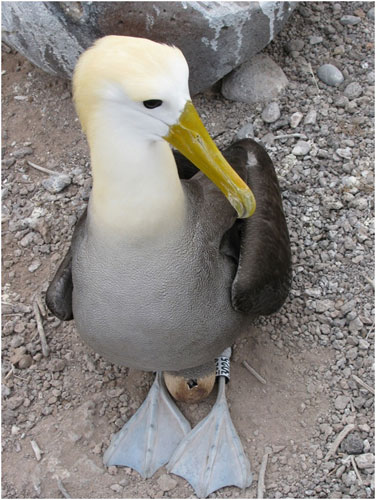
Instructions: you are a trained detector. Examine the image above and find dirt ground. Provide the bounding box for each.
[1,3,374,499]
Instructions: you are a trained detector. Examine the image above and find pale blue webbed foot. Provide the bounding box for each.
[103,371,191,478]
[167,349,252,498]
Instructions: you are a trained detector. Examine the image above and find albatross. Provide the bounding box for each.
[46,35,291,497]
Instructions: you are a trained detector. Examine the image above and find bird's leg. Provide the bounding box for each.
[103,371,190,478]
[167,348,252,498]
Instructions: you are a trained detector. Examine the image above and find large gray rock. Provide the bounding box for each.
[2,1,295,94]
[221,53,288,104]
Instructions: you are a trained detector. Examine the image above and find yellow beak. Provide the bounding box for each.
[164,101,256,219]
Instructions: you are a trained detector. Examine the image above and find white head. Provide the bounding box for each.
[73,36,190,141]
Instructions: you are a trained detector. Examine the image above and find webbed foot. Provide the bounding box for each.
[167,351,252,497]
[103,372,191,478]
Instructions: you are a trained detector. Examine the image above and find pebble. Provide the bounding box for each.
[334,395,350,410]
[355,453,374,469]
[367,71,375,84]
[48,358,66,372]
[315,299,333,313]
[2,158,16,168]
[157,474,177,492]
[304,109,317,125]
[359,424,370,433]
[221,54,288,104]
[42,174,72,194]
[310,36,323,45]
[341,434,364,454]
[12,147,33,159]
[20,233,34,248]
[336,148,352,160]
[349,317,363,332]
[290,112,303,128]
[343,82,363,99]
[317,64,344,86]
[18,354,33,369]
[340,15,361,25]
[7,396,24,410]
[367,7,375,20]
[342,470,357,487]
[261,102,281,123]
[292,140,311,156]
[28,260,41,273]
[358,339,369,350]
[236,122,254,140]
[286,39,304,53]
[110,484,123,493]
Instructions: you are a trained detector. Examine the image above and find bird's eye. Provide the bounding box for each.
[143,99,163,109]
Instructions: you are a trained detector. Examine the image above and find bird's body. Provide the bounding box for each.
[72,194,241,371]
[46,35,291,496]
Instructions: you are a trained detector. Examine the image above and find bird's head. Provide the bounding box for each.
[73,36,255,218]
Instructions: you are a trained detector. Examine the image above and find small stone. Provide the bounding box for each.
[336,148,352,160]
[286,39,304,53]
[8,396,24,410]
[157,474,177,492]
[359,424,370,433]
[315,299,333,313]
[10,335,24,348]
[346,346,359,361]
[261,102,281,123]
[110,484,123,493]
[340,15,361,25]
[10,347,32,368]
[333,45,345,55]
[310,35,323,44]
[2,385,11,397]
[344,82,363,99]
[334,395,350,410]
[222,54,288,104]
[28,260,41,273]
[342,434,364,454]
[354,453,374,469]
[367,7,375,20]
[236,122,254,140]
[358,339,370,350]
[290,112,303,128]
[349,317,363,332]
[317,64,344,86]
[2,158,16,168]
[292,140,311,156]
[20,233,34,248]
[304,109,317,125]
[14,321,26,334]
[343,470,357,487]
[48,358,66,372]
[12,146,33,159]
[11,425,20,435]
[42,174,71,194]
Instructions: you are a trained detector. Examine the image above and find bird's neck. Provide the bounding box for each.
[87,115,186,243]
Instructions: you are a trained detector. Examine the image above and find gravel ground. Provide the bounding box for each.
[2,2,374,498]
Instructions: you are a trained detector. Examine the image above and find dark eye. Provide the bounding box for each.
[143,99,163,109]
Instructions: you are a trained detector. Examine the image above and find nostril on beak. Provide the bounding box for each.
[187,379,198,389]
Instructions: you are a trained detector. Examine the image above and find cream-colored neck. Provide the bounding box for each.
[87,112,186,243]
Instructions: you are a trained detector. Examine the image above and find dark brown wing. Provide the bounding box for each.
[45,209,87,321]
[223,139,291,315]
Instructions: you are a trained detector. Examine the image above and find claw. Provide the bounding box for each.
[167,376,252,497]
[103,372,191,478]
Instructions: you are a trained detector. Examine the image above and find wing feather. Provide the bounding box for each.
[224,139,291,315]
